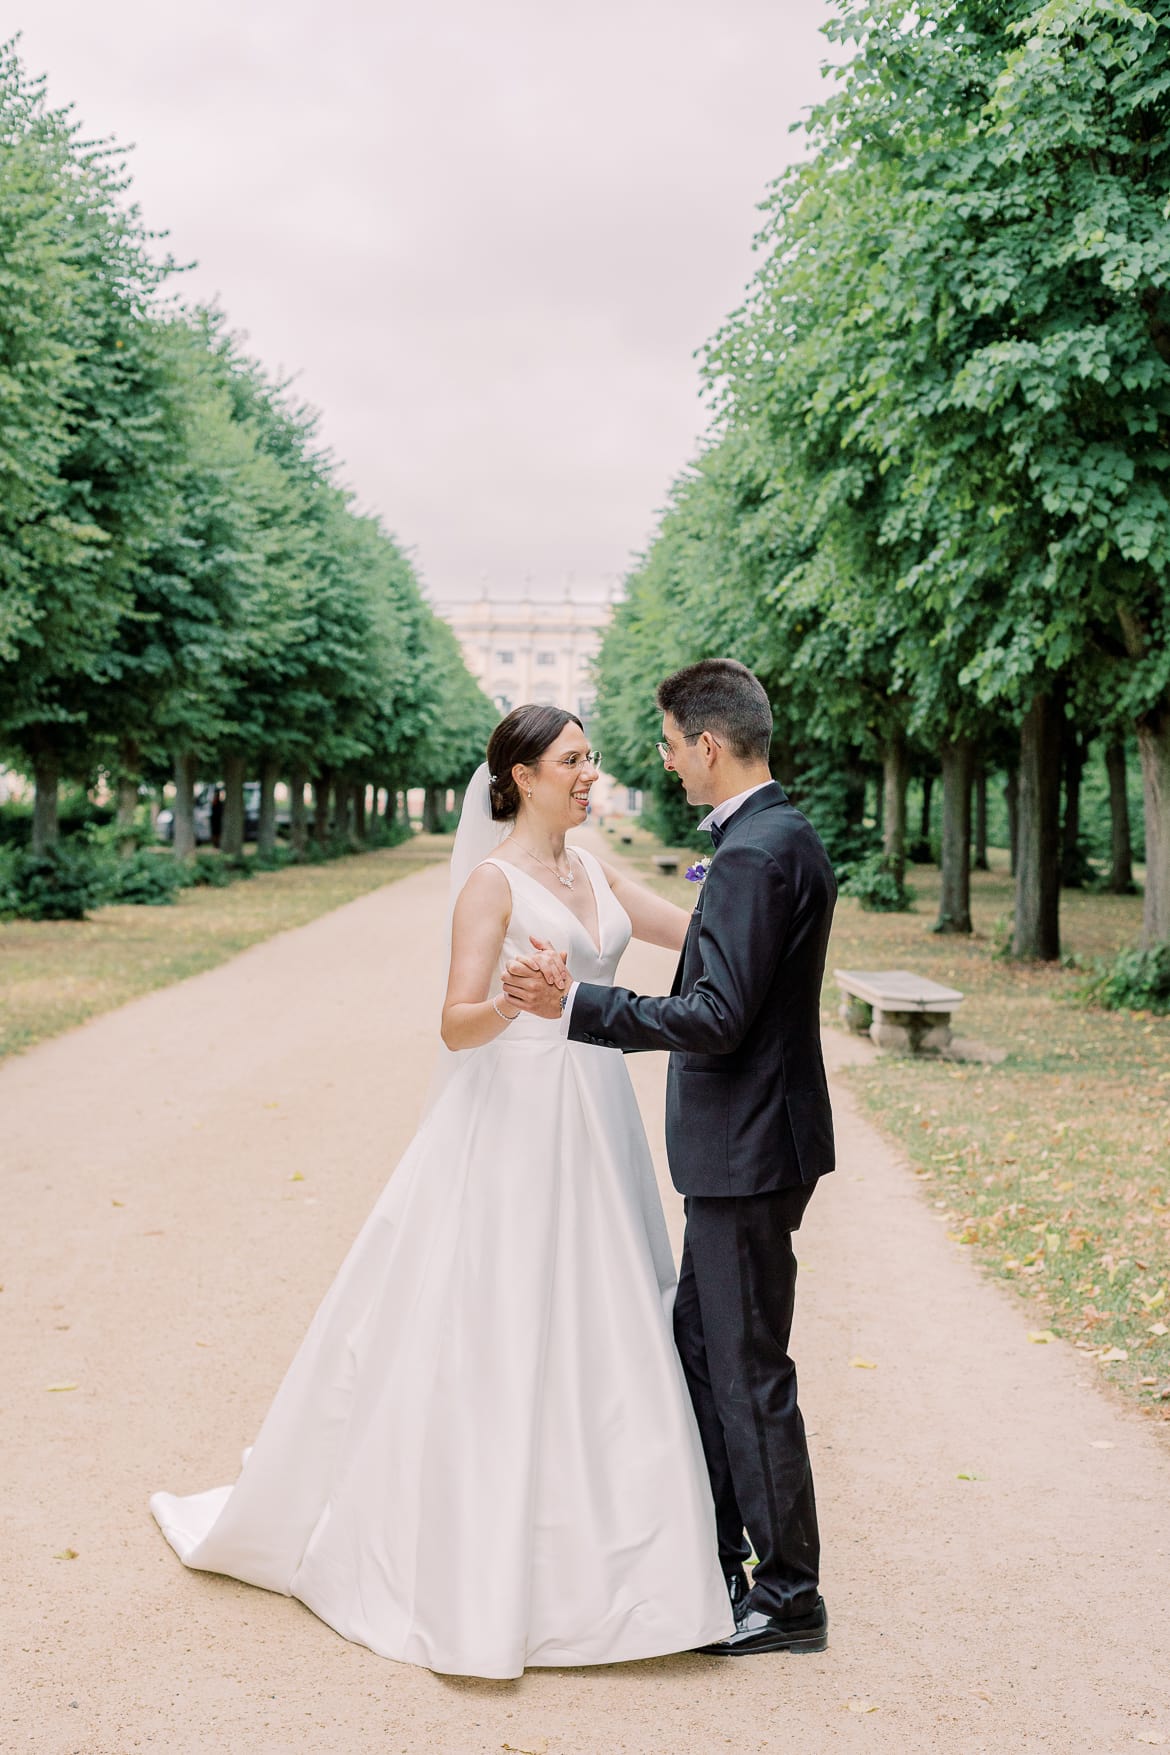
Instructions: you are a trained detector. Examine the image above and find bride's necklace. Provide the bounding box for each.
[514,839,575,890]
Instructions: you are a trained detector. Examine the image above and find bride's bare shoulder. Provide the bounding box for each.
[456,860,513,907]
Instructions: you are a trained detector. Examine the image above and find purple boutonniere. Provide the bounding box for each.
[685,856,712,883]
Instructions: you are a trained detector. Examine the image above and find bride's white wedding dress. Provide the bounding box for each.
[150,845,732,1678]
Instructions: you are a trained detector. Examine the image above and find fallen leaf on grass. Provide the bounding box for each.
[957,1472,981,1481]
[45,1383,77,1393]
[53,1547,78,1560]
[1098,1347,1128,1363]
[289,1172,305,1183]
[1028,1330,1057,1344]
[111,1199,124,1208]
[844,1699,879,1714]
[1150,1323,1169,1338]
[850,1358,878,1370]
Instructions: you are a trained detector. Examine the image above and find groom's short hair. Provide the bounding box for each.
[656,659,773,762]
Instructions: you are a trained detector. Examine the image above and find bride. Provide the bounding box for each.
[150,703,733,1678]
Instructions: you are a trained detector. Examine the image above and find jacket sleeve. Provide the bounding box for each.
[567,840,791,1054]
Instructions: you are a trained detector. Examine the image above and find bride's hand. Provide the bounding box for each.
[522,937,568,988]
[502,940,569,1017]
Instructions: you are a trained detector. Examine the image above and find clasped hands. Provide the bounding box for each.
[501,936,570,1020]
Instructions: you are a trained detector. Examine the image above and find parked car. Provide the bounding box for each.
[156,784,214,845]
[156,781,290,845]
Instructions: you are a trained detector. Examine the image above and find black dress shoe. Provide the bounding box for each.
[696,1596,828,1656]
[723,1568,751,1618]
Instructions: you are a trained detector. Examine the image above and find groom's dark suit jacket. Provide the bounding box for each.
[569,783,836,1198]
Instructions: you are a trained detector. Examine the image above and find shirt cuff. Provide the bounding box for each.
[561,981,579,1035]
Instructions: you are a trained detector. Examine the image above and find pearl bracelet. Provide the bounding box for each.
[492,995,519,1024]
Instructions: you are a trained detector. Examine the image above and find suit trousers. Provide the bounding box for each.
[673,1184,820,1619]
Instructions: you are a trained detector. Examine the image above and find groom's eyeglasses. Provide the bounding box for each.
[656,732,718,762]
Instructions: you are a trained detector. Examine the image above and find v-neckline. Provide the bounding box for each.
[493,848,603,959]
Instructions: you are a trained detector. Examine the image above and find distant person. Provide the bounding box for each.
[209,788,225,849]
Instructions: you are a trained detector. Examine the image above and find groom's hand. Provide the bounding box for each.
[502,938,569,1018]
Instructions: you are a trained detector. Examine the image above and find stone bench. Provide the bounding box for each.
[652,854,679,876]
[835,968,965,1055]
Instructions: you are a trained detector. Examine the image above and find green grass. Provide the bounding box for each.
[0,837,451,1062]
[599,821,1170,1422]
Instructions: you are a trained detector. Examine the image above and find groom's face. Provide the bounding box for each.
[660,712,713,807]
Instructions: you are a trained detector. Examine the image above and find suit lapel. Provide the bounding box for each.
[669,783,787,1000]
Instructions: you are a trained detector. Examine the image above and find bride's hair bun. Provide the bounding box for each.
[486,704,585,821]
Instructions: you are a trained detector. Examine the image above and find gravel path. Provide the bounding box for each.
[4,841,1169,1754]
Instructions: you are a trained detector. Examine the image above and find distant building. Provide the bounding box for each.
[436,584,641,819]
[436,585,616,727]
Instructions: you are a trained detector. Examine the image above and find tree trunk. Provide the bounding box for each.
[920,773,934,845]
[1004,770,1019,876]
[934,737,974,935]
[353,783,367,841]
[31,747,61,853]
[1060,729,1087,888]
[872,771,884,836]
[172,752,197,862]
[289,766,308,855]
[422,786,444,832]
[382,785,398,827]
[257,758,279,858]
[844,762,866,830]
[115,737,141,859]
[1105,740,1134,895]
[972,763,989,871]
[1012,692,1062,960]
[881,734,909,887]
[311,770,334,843]
[221,753,246,857]
[1135,703,1170,948]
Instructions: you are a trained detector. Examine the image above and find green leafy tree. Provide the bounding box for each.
[0,41,180,847]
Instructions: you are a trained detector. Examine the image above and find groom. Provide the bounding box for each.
[504,659,836,1655]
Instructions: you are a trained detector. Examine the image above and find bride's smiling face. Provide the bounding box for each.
[516,724,600,829]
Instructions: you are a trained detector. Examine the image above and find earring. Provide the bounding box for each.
[526,788,533,799]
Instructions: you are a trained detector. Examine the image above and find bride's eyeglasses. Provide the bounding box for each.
[550,750,601,771]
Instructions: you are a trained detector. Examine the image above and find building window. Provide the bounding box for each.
[536,651,556,667]
[495,650,514,666]
[494,693,512,714]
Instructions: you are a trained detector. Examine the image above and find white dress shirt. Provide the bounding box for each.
[560,778,774,1031]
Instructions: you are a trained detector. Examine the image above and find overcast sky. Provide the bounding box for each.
[14,1,838,602]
